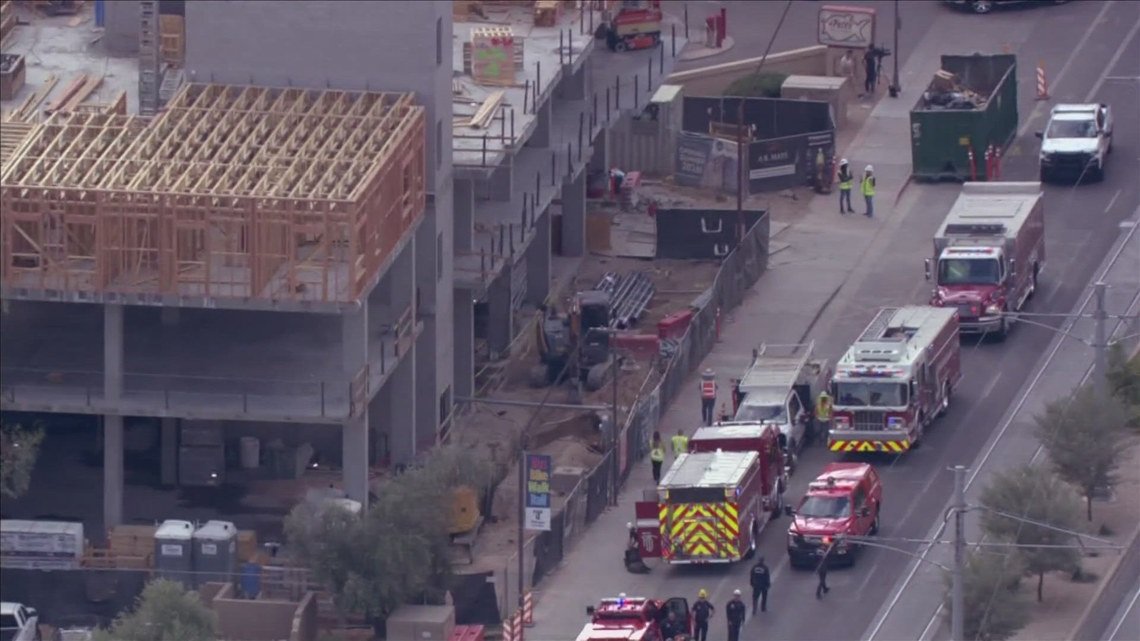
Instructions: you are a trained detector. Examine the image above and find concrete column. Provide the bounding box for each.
[455,178,475,252]
[588,127,608,175]
[341,306,370,506]
[160,417,178,486]
[560,170,587,257]
[453,290,475,402]
[486,266,514,357]
[562,65,587,101]
[529,99,553,149]
[389,356,417,467]
[103,303,125,529]
[477,164,513,202]
[159,307,180,326]
[526,210,551,306]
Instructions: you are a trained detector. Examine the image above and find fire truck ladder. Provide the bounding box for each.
[138,0,161,116]
[858,307,900,342]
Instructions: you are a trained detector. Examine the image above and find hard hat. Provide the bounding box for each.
[865,164,874,172]
[733,589,742,596]
[840,158,848,165]
[626,522,633,529]
[698,589,708,598]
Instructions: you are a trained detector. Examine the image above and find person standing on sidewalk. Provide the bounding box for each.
[699,368,718,426]
[692,589,715,641]
[650,432,665,483]
[670,428,689,458]
[861,166,876,218]
[863,48,878,95]
[750,556,771,614]
[726,590,747,641]
[837,159,854,214]
[837,49,857,94]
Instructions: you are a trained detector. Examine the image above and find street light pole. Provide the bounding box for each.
[610,353,620,507]
[951,464,966,641]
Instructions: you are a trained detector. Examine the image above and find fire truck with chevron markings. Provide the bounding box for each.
[828,305,962,454]
[633,423,785,564]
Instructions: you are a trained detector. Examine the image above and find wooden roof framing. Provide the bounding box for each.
[0,83,427,306]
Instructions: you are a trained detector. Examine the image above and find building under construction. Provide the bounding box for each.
[1,0,687,534]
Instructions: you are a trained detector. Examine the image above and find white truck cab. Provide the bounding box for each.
[0,602,40,641]
[1037,103,1113,182]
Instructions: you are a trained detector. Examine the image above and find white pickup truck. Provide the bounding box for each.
[1037,103,1114,182]
[0,602,39,641]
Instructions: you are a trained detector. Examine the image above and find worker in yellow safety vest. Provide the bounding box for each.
[861,165,876,218]
[700,368,718,426]
[837,159,854,214]
[650,431,665,483]
[815,390,833,446]
[671,428,689,457]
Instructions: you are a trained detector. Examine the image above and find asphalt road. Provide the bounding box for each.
[1105,576,1140,641]
[530,2,1140,640]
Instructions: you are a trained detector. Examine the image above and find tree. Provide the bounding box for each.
[724,72,788,98]
[285,443,490,630]
[1106,344,1140,429]
[1035,385,1134,521]
[94,578,217,641]
[979,464,1085,602]
[944,550,1029,641]
[0,422,44,499]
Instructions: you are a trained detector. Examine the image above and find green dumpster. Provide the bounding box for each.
[910,54,1018,182]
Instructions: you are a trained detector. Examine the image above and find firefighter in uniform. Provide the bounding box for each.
[815,390,833,446]
[837,159,854,214]
[671,428,689,458]
[750,556,771,614]
[699,368,718,426]
[816,543,833,599]
[650,431,665,483]
[692,589,715,641]
[726,590,747,641]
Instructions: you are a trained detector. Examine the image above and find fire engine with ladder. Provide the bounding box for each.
[828,306,962,454]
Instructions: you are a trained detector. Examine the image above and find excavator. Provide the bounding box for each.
[531,290,615,392]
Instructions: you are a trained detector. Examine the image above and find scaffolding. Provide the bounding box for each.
[0,83,426,306]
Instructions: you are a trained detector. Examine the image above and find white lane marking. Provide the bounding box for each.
[1103,76,1140,81]
[919,604,943,641]
[981,371,1002,399]
[1106,189,1123,215]
[1088,17,1140,99]
[1015,0,1117,139]
[867,217,1140,641]
[1108,584,1140,641]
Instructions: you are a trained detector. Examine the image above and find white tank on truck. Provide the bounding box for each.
[925,182,1046,341]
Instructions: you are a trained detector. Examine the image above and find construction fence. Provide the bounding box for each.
[469,212,771,622]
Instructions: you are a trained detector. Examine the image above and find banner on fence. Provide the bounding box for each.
[525,453,552,532]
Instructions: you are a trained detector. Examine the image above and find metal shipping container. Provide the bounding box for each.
[910,54,1018,182]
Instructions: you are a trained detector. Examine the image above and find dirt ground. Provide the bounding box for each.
[1011,434,1140,640]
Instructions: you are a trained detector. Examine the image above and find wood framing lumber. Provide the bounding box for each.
[45,73,86,114]
[10,74,56,122]
[469,90,504,129]
[61,73,103,113]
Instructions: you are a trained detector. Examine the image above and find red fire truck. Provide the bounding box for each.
[576,595,691,641]
[786,462,883,568]
[828,306,962,454]
[633,447,775,565]
[601,0,663,52]
[926,181,1046,341]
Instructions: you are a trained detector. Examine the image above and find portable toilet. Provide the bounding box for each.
[192,520,237,587]
[154,520,194,587]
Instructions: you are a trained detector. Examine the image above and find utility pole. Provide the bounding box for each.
[889,0,901,97]
[736,99,746,243]
[951,464,967,641]
[1094,281,1108,395]
[517,446,526,616]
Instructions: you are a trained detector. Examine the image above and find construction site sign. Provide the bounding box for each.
[525,454,552,531]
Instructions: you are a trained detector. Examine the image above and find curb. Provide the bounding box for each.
[678,36,736,62]
[893,174,914,208]
[1069,524,1140,641]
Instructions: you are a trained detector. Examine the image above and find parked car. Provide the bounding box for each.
[943,0,1068,15]
[0,602,40,641]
